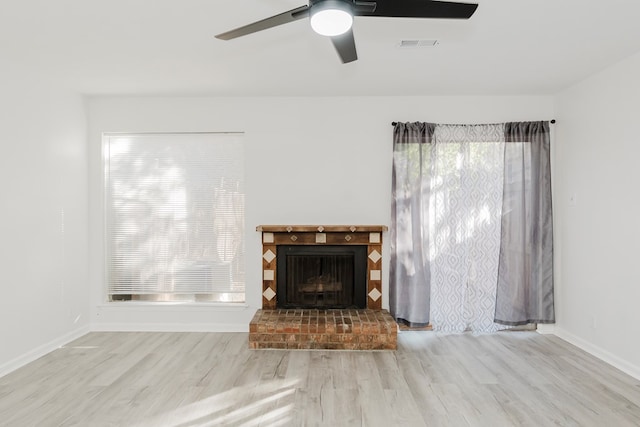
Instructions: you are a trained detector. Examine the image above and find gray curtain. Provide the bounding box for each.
[390,120,554,328]
[389,122,434,327]
[495,121,555,325]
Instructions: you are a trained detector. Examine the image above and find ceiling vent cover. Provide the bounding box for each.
[398,39,439,48]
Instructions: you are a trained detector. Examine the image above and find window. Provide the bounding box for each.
[104,132,245,303]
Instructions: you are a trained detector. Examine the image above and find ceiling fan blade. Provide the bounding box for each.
[355,0,478,19]
[215,5,310,40]
[330,29,358,64]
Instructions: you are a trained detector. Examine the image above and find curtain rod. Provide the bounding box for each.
[391,120,556,126]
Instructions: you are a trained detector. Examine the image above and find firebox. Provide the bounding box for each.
[276,245,367,309]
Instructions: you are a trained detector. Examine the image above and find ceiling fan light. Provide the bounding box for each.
[310,1,353,37]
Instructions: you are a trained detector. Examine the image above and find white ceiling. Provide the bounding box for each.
[2,0,640,96]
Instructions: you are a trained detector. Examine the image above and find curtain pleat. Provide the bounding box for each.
[495,121,555,325]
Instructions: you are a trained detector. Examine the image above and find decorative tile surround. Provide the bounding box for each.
[257,225,388,310]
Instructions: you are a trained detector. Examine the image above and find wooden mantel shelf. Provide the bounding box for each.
[256,225,388,233]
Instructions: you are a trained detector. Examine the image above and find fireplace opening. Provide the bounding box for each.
[277,245,367,309]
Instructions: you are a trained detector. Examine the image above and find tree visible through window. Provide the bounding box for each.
[104,132,245,303]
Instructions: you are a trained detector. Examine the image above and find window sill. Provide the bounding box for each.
[97,301,250,312]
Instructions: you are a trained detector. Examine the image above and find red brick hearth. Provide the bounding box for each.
[249,309,397,350]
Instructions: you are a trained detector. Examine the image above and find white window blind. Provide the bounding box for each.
[104,132,245,303]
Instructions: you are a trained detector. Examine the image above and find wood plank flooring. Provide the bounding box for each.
[1,331,640,426]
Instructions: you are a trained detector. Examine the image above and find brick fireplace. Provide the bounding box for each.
[250,225,397,350]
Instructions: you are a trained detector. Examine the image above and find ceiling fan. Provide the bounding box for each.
[215,0,478,64]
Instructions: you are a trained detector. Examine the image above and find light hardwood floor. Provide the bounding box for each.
[1,331,640,426]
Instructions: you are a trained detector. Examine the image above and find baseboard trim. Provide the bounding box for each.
[90,322,248,333]
[554,327,640,381]
[0,325,90,379]
[536,324,556,334]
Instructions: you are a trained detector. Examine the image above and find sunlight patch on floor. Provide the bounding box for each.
[134,379,299,427]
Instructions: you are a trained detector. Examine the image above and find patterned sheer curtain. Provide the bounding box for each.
[390,121,554,333]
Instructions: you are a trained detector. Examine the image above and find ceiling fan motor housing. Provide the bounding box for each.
[310,0,353,7]
[310,0,378,16]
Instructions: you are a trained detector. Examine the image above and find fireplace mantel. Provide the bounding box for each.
[257,225,388,310]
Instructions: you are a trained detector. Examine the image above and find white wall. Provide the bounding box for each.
[554,50,640,378]
[0,65,89,376]
[88,95,553,331]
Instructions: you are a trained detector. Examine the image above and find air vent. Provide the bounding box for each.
[398,39,439,48]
